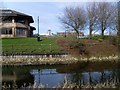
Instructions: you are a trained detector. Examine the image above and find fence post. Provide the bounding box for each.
[12,44,13,56]
[49,44,51,52]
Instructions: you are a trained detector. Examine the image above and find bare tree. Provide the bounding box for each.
[87,2,98,39]
[118,1,120,56]
[97,2,114,38]
[59,6,86,38]
[118,1,120,37]
[106,3,118,35]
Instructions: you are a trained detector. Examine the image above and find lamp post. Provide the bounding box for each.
[65,30,68,37]
[38,16,39,35]
[65,26,69,37]
[37,16,40,41]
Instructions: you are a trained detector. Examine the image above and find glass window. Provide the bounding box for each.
[16,28,26,36]
[17,20,25,24]
[1,28,12,34]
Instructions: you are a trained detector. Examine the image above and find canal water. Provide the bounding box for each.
[2,61,120,88]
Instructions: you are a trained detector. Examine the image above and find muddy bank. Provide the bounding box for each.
[1,55,119,66]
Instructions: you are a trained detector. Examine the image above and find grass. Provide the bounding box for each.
[2,37,61,54]
[2,35,119,56]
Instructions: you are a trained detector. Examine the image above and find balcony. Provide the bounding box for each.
[0,22,28,29]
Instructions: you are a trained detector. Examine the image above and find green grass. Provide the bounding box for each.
[2,35,118,55]
[2,37,61,54]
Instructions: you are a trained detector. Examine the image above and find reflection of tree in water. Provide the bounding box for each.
[88,72,93,85]
[112,69,120,84]
[67,69,120,86]
[57,61,120,86]
[2,62,120,88]
[68,72,98,86]
[117,70,120,84]
[100,71,111,83]
[99,69,120,85]
[68,73,82,85]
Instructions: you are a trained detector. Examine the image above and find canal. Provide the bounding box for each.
[2,61,120,88]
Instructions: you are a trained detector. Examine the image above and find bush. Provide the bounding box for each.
[92,35,109,40]
[70,42,89,55]
[98,38,103,42]
[70,42,85,48]
[110,36,118,45]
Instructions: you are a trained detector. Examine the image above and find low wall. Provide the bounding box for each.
[1,55,119,65]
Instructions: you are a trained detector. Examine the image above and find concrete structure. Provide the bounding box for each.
[57,31,84,37]
[0,9,36,38]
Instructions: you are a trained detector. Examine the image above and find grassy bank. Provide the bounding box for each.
[2,37,61,54]
[57,37,118,58]
[2,36,119,58]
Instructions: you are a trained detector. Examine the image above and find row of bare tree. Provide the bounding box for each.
[59,2,119,39]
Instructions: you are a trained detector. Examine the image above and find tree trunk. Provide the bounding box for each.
[75,29,79,39]
[101,30,104,37]
[101,22,105,39]
[89,21,93,39]
[89,28,93,39]
[77,32,79,39]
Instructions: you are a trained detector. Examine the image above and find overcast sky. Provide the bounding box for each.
[0,0,119,35]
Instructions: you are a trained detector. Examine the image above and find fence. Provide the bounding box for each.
[2,44,69,56]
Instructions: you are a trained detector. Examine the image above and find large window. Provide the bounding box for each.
[1,28,12,34]
[16,28,26,36]
[17,19,25,24]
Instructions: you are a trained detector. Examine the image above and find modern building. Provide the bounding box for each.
[0,9,36,38]
[57,31,84,37]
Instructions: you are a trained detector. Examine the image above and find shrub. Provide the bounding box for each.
[70,42,85,48]
[98,38,103,42]
[110,36,118,45]
[70,42,89,55]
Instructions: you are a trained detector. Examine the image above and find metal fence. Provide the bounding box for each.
[2,44,68,56]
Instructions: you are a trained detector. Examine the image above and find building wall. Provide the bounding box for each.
[0,18,32,38]
[57,32,84,37]
[1,34,14,38]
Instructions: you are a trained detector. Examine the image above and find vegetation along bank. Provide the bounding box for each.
[1,36,120,65]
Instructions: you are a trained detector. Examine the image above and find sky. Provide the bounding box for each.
[1,2,86,35]
[0,0,119,35]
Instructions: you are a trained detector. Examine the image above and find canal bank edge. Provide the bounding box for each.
[1,55,119,66]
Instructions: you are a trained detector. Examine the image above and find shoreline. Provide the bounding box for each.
[1,55,120,66]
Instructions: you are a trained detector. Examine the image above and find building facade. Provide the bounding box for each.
[0,9,36,38]
[57,31,84,37]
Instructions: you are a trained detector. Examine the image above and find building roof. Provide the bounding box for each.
[30,26,36,30]
[0,9,34,23]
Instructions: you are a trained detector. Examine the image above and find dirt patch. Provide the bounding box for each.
[57,38,118,57]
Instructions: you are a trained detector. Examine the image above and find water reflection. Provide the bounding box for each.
[2,67,34,88]
[2,61,120,88]
[30,69,65,87]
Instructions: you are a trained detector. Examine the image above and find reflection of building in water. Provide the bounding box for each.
[2,63,120,88]
[2,70,34,88]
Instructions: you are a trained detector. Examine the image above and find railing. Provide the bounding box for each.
[2,44,69,56]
